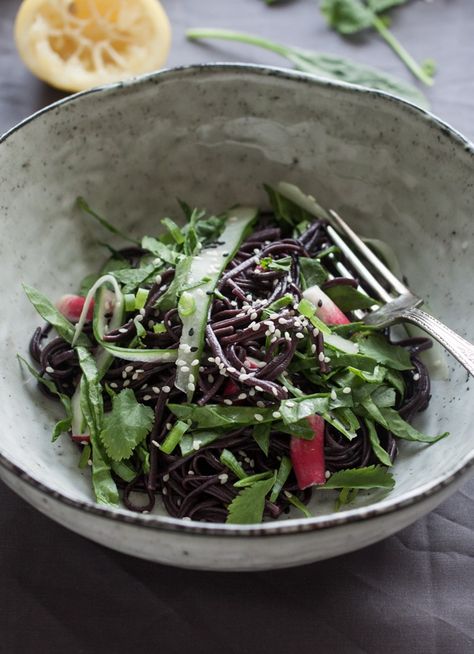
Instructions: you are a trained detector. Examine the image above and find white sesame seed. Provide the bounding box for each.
[255,385,264,392]
[218,473,229,484]
[181,366,190,373]
[256,401,265,408]
[151,440,160,448]
[325,470,331,479]
[166,422,172,430]
[251,323,260,332]
[285,331,291,341]
[87,459,93,467]
[272,387,278,397]
[251,312,258,321]
[119,328,128,334]
[122,371,128,379]
[125,365,134,373]
[135,314,143,322]
[162,487,168,495]
[143,395,151,401]
[318,352,325,362]
[274,329,282,339]
[295,332,304,339]
[188,470,195,475]
[311,344,317,354]
[227,366,236,374]
[413,373,420,381]
[224,399,233,406]
[163,474,170,482]
[139,308,145,316]
[286,400,295,407]
[272,411,281,419]
[155,274,162,285]
[193,440,201,450]
[270,337,277,344]
[239,373,249,382]
[330,390,337,400]
[199,366,205,373]
[188,383,196,392]
[215,356,221,365]
[162,386,171,393]
[189,374,195,383]
[238,393,247,400]
[181,344,191,353]
[270,313,279,320]
[254,413,264,422]
[208,374,215,384]
[110,382,118,389]
[265,330,271,337]
[208,357,215,363]
[136,369,144,374]
[324,356,331,363]
[236,313,246,319]
[313,328,320,337]
[152,386,160,394]
[249,389,256,396]
[246,294,253,301]
[123,380,130,387]
[342,386,352,394]
[132,372,139,380]
[45,366,54,374]
[191,359,200,366]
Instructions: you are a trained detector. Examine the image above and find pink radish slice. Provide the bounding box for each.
[290,415,326,489]
[56,294,94,323]
[302,285,350,325]
[71,434,90,443]
[223,380,240,396]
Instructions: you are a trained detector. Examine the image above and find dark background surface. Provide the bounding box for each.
[1,1,474,652]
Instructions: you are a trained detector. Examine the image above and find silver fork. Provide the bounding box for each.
[326,209,474,377]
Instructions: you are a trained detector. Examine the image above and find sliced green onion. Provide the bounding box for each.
[220,449,247,480]
[135,287,149,310]
[153,322,167,334]
[160,420,190,454]
[124,293,136,312]
[297,298,331,336]
[270,456,292,502]
[234,471,274,488]
[78,444,91,469]
[178,291,196,317]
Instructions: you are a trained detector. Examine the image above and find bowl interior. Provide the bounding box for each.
[1,66,473,522]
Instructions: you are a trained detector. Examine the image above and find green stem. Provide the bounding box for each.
[186,28,291,58]
[372,16,433,87]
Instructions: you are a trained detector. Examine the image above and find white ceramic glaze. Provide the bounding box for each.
[0,65,473,570]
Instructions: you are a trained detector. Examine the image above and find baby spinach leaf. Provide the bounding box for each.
[17,355,72,442]
[252,422,271,456]
[358,333,412,370]
[380,408,449,443]
[299,257,329,288]
[365,418,392,466]
[168,404,275,429]
[324,284,379,311]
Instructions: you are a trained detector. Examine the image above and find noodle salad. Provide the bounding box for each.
[20,183,447,523]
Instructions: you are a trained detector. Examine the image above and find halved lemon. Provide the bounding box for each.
[14,0,172,92]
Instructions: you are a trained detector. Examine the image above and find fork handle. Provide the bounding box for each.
[402,307,474,377]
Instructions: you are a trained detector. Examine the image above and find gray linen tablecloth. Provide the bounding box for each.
[1,1,473,652]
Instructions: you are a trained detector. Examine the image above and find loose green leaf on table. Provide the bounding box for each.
[186,29,429,108]
[320,0,434,86]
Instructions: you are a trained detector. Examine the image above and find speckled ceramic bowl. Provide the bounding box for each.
[0,65,473,570]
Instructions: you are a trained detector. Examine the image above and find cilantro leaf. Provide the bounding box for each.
[100,389,154,461]
[357,333,413,370]
[226,473,276,524]
[111,264,158,293]
[141,236,181,265]
[323,465,395,489]
[23,284,90,347]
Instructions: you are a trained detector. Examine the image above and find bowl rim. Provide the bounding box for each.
[1,62,473,537]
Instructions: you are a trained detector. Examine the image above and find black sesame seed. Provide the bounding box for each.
[190,346,198,352]
[317,299,323,307]
[188,328,194,336]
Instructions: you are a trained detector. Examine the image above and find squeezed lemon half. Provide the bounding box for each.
[14,0,172,92]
